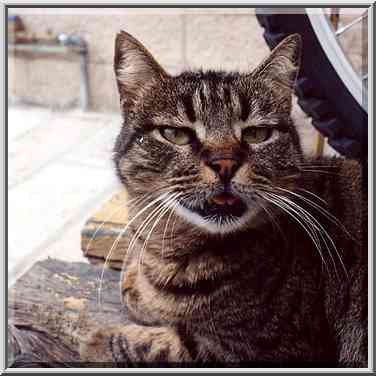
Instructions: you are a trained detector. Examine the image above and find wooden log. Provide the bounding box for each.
[81,190,129,270]
[8,258,128,367]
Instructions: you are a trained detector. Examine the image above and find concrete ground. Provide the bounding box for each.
[8,101,324,286]
[8,106,123,285]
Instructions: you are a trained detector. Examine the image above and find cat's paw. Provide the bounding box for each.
[79,325,131,365]
[79,324,192,366]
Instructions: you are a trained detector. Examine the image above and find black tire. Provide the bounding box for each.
[256,10,367,160]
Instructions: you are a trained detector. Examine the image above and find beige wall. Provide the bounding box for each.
[8,8,269,112]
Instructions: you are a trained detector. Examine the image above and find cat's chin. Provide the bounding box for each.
[174,203,260,235]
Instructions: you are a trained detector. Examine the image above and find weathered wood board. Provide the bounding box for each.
[81,190,129,269]
[8,258,128,367]
[9,190,134,366]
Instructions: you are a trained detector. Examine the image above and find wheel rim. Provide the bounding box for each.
[306,8,368,112]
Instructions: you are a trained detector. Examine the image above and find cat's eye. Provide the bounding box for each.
[159,127,193,145]
[242,127,271,144]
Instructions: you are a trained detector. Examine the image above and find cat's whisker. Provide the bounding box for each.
[279,174,301,180]
[108,188,176,265]
[218,214,223,229]
[255,183,346,242]
[296,188,328,206]
[140,193,181,256]
[84,204,126,257]
[299,164,337,168]
[299,162,337,167]
[119,187,185,268]
[283,197,344,280]
[270,186,353,241]
[127,191,184,256]
[138,193,181,273]
[169,204,181,252]
[126,200,168,258]
[161,199,180,259]
[168,175,199,183]
[123,197,174,278]
[159,192,191,287]
[255,197,286,245]
[271,193,348,279]
[94,194,154,293]
[121,193,180,290]
[275,195,339,280]
[264,192,334,274]
[263,192,323,257]
[97,191,171,309]
[258,191,330,276]
[298,169,342,176]
[84,193,147,258]
[265,191,348,280]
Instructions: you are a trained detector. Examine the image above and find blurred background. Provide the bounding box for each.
[7,7,367,284]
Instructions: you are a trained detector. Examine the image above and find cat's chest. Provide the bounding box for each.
[185,248,333,362]
[191,274,333,364]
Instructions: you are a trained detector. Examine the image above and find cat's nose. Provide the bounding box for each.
[207,158,241,182]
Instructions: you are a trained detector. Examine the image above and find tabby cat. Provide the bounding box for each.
[80,31,367,367]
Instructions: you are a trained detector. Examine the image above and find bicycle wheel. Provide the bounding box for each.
[256,8,368,160]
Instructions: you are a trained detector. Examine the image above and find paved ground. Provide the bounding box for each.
[8,102,325,286]
[8,106,123,285]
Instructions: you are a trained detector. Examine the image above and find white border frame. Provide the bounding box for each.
[1,1,374,374]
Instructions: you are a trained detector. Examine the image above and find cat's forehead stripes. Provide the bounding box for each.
[229,88,241,117]
[187,79,244,123]
[191,87,203,120]
[150,76,282,146]
[192,82,211,117]
[181,94,196,123]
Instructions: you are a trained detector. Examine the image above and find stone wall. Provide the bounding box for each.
[8,8,269,112]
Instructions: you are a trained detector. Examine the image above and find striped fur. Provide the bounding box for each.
[80,32,367,367]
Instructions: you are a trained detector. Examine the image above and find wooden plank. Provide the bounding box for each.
[8,258,127,367]
[315,132,325,156]
[86,189,129,224]
[81,190,129,269]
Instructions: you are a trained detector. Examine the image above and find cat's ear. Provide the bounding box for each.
[251,33,301,92]
[114,31,168,108]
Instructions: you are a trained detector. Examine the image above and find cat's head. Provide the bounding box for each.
[113,31,303,235]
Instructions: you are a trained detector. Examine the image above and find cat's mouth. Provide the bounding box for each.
[192,192,248,219]
[175,190,258,234]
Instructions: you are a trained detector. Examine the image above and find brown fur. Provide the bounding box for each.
[80,32,367,367]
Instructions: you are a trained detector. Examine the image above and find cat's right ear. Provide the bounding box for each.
[114,31,168,109]
[251,33,301,93]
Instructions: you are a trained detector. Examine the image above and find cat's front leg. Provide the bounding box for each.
[79,324,193,366]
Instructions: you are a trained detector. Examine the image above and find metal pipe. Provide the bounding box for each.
[58,33,90,111]
[8,44,82,54]
[78,50,89,111]
[8,33,90,111]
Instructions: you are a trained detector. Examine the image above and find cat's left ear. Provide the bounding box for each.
[251,33,301,92]
[114,31,169,109]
